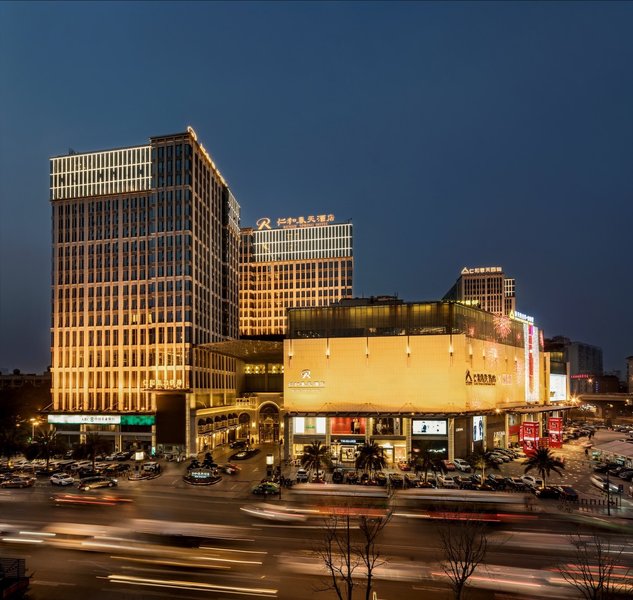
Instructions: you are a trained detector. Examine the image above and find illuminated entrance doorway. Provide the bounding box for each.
[258,404,279,443]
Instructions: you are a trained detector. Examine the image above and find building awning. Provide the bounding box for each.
[593,439,633,459]
[510,405,571,414]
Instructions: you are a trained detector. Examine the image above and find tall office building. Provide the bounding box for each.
[240,214,353,335]
[443,266,516,316]
[49,127,240,451]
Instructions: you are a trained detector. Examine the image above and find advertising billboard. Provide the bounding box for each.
[472,416,483,442]
[549,374,567,402]
[331,417,366,435]
[293,417,326,435]
[412,419,447,436]
[548,417,563,448]
[519,421,540,454]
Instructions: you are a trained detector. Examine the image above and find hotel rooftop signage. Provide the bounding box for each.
[256,214,335,230]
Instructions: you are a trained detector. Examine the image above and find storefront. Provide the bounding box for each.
[411,418,449,460]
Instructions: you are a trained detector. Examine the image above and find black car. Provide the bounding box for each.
[504,477,526,491]
[554,486,579,501]
[534,486,561,499]
[229,440,248,450]
[453,475,476,490]
[617,469,633,481]
[485,474,506,490]
[332,468,345,484]
[389,473,404,488]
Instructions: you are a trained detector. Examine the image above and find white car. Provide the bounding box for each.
[438,475,458,489]
[50,473,75,486]
[590,475,621,495]
[521,475,544,489]
[453,459,472,473]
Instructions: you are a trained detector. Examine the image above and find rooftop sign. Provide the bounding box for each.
[510,310,535,324]
[461,267,502,275]
[48,414,155,426]
[256,214,335,230]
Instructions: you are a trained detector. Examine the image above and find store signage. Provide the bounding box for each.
[465,370,496,386]
[48,414,155,426]
[142,379,184,390]
[473,416,483,442]
[288,370,325,388]
[510,310,535,324]
[338,438,362,444]
[257,214,335,230]
[48,414,121,425]
[412,419,447,436]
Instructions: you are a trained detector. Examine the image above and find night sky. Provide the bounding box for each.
[0,2,631,374]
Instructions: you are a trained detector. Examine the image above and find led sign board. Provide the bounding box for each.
[412,419,447,436]
[473,416,483,442]
[48,414,155,426]
[256,214,335,230]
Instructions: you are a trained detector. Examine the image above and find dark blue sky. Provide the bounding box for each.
[1,1,631,373]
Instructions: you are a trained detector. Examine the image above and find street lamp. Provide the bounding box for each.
[29,418,41,439]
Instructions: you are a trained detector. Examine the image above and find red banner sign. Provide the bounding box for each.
[548,417,563,448]
[520,421,540,454]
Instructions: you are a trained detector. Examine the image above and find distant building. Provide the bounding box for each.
[239,215,353,335]
[545,336,603,395]
[443,266,516,316]
[628,356,633,394]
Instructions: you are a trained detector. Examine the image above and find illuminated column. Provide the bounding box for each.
[404,417,411,458]
[325,416,331,449]
[448,418,455,461]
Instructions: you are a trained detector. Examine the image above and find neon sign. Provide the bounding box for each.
[256,214,335,230]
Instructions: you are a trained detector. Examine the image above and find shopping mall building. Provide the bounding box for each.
[282,297,552,465]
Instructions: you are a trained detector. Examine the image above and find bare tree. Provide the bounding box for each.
[558,533,632,600]
[438,520,488,600]
[315,507,390,600]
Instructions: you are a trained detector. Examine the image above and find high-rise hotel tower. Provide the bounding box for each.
[49,128,240,451]
[239,215,353,335]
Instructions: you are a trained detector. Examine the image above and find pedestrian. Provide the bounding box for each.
[584,448,589,456]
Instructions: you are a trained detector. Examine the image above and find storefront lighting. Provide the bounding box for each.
[449,344,453,357]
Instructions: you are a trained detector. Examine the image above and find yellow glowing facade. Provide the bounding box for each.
[50,129,240,451]
[282,300,550,462]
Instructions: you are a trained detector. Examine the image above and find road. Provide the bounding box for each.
[1,435,632,599]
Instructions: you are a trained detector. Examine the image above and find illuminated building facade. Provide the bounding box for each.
[239,216,353,335]
[49,128,240,452]
[283,298,551,464]
[444,266,516,316]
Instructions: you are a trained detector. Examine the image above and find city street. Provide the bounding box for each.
[2,434,633,599]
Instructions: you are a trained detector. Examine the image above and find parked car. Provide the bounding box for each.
[484,453,505,465]
[389,473,405,488]
[438,475,458,489]
[534,486,561,499]
[70,461,93,472]
[554,486,579,501]
[252,481,280,496]
[50,472,75,486]
[617,469,633,481]
[485,474,506,490]
[77,476,118,490]
[397,461,411,472]
[295,469,309,483]
[373,472,388,486]
[442,460,456,472]
[453,458,472,473]
[230,440,248,450]
[403,473,419,488]
[453,475,476,490]
[332,468,345,484]
[504,477,526,491]
[521,475,544,489]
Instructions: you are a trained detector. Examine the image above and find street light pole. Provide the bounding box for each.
[278,438,284,499]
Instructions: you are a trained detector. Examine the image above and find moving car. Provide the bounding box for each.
[252,481,280,496]
[50,473,75,486]
[77,476,118,490]
[590,475,621,495]
[229,440,248,450]
[219,463,240,475]
[0,476,35,488]
[453,458,472,473]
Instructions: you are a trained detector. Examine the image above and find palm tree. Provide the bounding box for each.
[300,441,329,481]
[355,442,387,479]
[33,429,60,469]
[74,432,108,471]
[467,451,500,485]
[410,448,434,483]
[523,448,564,488]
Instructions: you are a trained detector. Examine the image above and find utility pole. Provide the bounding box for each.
[605,470,611,516]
